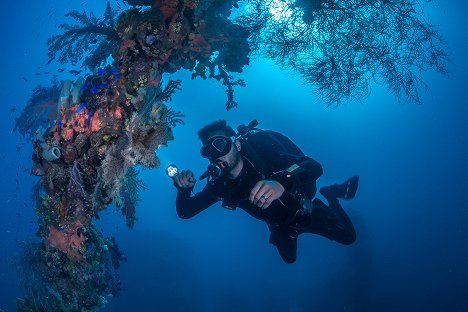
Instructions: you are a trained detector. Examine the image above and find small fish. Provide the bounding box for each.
[35,72,41,76]
[81,1,87,5]
[90,86,98,93]
[76,103,87,113]
[102,134,112,141]
[98,67,120,75]
[69,69,82,75]
[17,146,21,152]
[46,57,55,64]
[44,71,50,74]
[58,121,63,126]
[98,83,108,89]
[86,111,92,126]
[80,86,89,91]
[22,76,28,82]
[113,75,121,80]
[58,68,65,72]
[10,108,16,112]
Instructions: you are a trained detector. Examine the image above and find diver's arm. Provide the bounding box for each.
[176,184,219,219]
[286,155,323,183]
[264,154,322,202]
[266,148,323,188]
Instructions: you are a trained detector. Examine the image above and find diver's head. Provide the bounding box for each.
[198,120,242,175]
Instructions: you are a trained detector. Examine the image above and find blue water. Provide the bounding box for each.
[1,1,467,311]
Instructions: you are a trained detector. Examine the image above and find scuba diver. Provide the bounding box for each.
[171,119,359,263]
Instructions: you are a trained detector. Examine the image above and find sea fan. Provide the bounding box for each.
[122,166,148,206]
[14,85,61,138]
[238,0,449,105]
[100,141,129,203]
[123,112,174,169]
[118,166,148,228]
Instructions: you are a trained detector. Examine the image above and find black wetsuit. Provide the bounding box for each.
[176,132,356,263]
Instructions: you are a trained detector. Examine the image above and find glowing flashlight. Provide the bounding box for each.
[166,164,179,178]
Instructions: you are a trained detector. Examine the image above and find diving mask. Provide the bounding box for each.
[200,136,233,160]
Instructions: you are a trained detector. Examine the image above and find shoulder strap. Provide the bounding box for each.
[239,135,270,178]
[239,129,301,178]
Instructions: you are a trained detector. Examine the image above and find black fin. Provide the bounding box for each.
[320,176,359,200]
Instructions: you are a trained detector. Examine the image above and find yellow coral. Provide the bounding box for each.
[171,22,182,33]
[138,75,148,87]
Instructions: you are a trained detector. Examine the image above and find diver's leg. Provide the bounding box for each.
[314,176,358,244]
[305,196,356,245]
[268,226,298,264]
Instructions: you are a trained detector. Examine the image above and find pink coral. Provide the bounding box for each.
[90,111,102,132]
[46,221,86,261]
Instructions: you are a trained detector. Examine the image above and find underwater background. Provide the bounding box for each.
[0,0,467,311]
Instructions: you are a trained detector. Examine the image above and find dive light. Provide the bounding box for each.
[166,164,179,178]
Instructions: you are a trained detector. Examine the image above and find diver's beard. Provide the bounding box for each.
[219,152,241,176]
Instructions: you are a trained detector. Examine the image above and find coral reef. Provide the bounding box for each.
[113,0,250,109]
[15,229,122,312]
[17,67,178,310]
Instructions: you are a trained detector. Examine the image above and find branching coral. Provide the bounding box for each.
[47,1,120,71]
[238,0,449,105]
[125,0,154,6]
[192,59,246,109]
[162,106,185,127]
[132,79,183,126]
[158,78,182,102]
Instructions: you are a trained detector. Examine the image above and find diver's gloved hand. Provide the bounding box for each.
[174,169,197,189]
[249,180,285,209]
